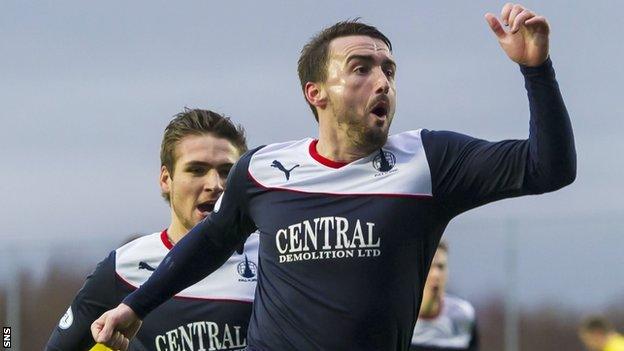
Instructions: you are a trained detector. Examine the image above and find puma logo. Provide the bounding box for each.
[271,160,300,180]
[138,261,156,271]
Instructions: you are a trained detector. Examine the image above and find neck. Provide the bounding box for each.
[419,294,443,318]
[167,217,189,246]
[316,118,378,163]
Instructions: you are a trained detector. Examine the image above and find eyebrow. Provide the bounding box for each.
[184,160,234,169]
[345,54,396,69]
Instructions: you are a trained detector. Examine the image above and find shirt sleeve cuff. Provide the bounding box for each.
[519,57,554,77]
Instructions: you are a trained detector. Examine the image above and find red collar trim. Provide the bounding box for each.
[160,229,174,250]
[308,139,348,169]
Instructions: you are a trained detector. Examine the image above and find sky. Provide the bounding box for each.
[1,1,623,310]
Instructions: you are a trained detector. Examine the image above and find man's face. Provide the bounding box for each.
[160,133,240,233]
[424,248,449,298]
[323,35,397,149]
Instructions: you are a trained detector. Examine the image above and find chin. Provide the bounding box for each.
[364,127,389,148]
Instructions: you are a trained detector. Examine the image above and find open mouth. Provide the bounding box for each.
[197,201,215,215]
[370,103,388,119]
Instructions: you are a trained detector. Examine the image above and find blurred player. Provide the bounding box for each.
[45,109,258,350]
[579,315,624,351]
[411,240,478,351]
[92,4,576,350]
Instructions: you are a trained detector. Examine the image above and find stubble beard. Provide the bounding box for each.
[333,104,389,154]
[170,190,198,233]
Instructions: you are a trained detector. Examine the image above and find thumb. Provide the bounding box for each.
[90,317,103,341]
[93,313,115,343]
[484,13,506,39]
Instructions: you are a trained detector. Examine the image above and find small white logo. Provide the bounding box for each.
[59,306,73,329]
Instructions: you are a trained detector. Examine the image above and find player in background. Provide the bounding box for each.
[411,240,478,351]
[579,315,624,351]
[91,4,576,350]
[45,109,258,351]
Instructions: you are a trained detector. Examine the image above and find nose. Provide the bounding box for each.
[375,67,390,95]
[204,169,225,194]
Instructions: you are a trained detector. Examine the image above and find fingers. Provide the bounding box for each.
[507,4,524,29]
[128,319,143,338]
[99,313,117,343]
[498,4,541,34]
[525,15,550,33]
[91,305,140,351]
[121,336,130,351]
[511,9,536,33]
[500,3,514,26]
[91,318,103,341]
[109,331,129,351]
[484,13,505,39]
[91,313,112,343]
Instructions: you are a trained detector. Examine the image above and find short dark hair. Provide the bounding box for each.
[297,19,392,121]
[580,315,614,333]
[160,108,247,202]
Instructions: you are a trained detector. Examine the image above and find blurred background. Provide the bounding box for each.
[1,1,622,350]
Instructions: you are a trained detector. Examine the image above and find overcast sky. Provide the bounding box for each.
[1,1,622,310]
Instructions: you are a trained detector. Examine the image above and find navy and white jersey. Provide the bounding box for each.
[410,295,478,351]
[125,59,576,350]
[45,230,259,351]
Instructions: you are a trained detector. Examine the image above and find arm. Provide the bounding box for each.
[91,150,258,349]
[423,5,575,215]
[45,252,120,351]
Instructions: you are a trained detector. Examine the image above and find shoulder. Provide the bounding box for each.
[115,232,165,264]
[444,294,476,321]
[418,129,481,147]
[176,231,260,302]
[384,129,427,154]
[248,138,311,166]
[115,232,167,288]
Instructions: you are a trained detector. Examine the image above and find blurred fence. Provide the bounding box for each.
[1,215,623,350]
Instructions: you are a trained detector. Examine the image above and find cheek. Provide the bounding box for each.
[173,178,201,200]
[327,84,345,98]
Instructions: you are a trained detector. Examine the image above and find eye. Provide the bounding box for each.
[219,169,231,179]
[218,165,233,179]
[384,67,395,78]
[354,65,371,74]
[187,166,207,176]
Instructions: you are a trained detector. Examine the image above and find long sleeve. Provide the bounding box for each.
[422,58,576,216]
[45,252,120,351]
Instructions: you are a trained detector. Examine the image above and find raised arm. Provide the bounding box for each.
[423,4,576,214]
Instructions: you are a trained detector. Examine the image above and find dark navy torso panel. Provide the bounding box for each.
[244,132,447,350]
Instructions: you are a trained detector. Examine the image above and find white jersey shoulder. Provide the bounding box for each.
[411,294,476,348]
[248,130,432,197]
[115,231,260,302]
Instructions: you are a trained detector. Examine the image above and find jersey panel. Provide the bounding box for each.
[46,232,258,351]
[243,133,446,350]
[248,131,432,197]
[116,232,259,302]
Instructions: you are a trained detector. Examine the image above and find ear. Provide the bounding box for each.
[159,165,172,195]
[304,82,328,111]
